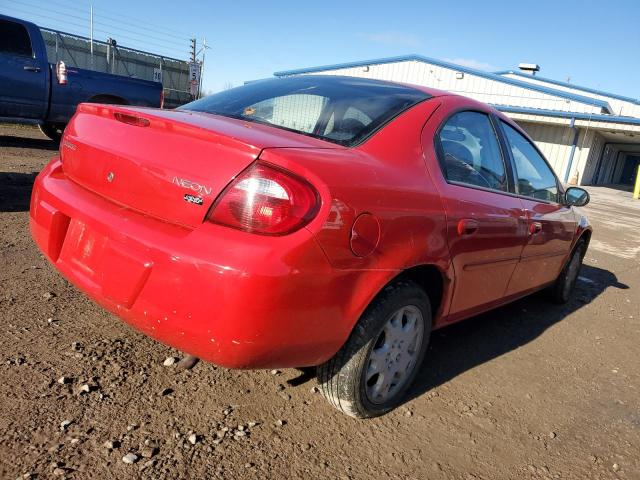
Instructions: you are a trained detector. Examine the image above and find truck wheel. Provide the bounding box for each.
[317,280,431,418]
[550,239,586,304]
[39,123,65,143]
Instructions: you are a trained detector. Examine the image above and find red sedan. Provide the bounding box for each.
[30,76,592,418]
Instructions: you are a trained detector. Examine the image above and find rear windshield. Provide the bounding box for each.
[179,76,430,146]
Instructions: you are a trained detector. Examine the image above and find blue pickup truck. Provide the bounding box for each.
[0,14,163,141]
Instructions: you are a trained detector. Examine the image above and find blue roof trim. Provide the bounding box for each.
[493,105,640,126]
[495,70,640,105]
[273,54,612,112]
[243,77,272,85]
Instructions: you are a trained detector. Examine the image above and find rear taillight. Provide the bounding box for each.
[56,61,67,85]
[207,162,319,235]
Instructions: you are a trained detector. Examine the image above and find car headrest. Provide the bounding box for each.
[441,140,474,164]
[339,118,367,136]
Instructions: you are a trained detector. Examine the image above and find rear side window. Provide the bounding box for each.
[501,121,559,202]
[180,76,430,146]
[0,20,33,57]
[437,111,508,192]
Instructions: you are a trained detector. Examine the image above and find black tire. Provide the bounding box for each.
[39,122,65,143]
[317,280,431,418]
[550,239,586,304]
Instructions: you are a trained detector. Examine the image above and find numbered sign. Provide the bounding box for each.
[189,62,201,96]
[153,68,163,83]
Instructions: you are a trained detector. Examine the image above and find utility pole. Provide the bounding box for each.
[197,37,207,99]
[190,38,196,63]
[106,37,111,72]
[89,4,94,68]
[195,38,211,99]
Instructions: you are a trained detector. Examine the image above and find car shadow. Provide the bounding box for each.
[0,134,58,150]
[405,264,628,404]
[0,172,38,212]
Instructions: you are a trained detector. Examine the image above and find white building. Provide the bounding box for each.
[274,55,640,188]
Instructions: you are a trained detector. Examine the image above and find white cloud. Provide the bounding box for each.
[356,32,422,48]
[444,58,496,71]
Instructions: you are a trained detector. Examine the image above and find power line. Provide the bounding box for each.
[7,4,188,58]
[90,8,192,42]
[40,0,193,39]
[11,0,190,46]
[92,20,188,48]
[12,0,91,24]
[7,6,94,32]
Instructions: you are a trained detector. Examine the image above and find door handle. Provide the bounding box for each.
[529,221,543,235]
[457,218,479,236]
[23,65,41,72]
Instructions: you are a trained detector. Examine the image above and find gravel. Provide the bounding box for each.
[163,357,176,367]
[122,453,138,464]
[2,125,639,480]
[140,446,158,458]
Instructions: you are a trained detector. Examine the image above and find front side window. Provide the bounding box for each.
[0,20,33,57]
[437,111,508,192]
[501,122,559,202]
[180,76,430,146]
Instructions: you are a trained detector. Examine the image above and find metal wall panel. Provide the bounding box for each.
[300,60,605,114]
[502,73,640,118]
[579,132,605,185]
[517,122,576,176]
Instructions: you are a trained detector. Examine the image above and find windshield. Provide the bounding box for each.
[179,76,430,146]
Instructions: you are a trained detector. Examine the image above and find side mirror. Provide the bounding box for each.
[565,187,590,207]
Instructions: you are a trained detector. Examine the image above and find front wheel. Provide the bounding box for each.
[550,239,586,304]
[317,280,431,418]
[39,122,65,143]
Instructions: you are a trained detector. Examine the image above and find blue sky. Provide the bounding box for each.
[4,0,640,97]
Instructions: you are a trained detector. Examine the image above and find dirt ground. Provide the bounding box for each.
[0,124,638,480]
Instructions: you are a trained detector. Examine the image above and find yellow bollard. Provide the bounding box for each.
[635,164,640,200]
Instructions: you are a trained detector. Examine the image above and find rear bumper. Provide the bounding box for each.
[30,158,356,368]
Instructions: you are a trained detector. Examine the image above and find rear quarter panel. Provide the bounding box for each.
[259,98,453,328]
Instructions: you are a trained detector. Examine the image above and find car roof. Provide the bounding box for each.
[268,74,450,99]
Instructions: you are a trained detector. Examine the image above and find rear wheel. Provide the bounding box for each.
[317,280,431,418]
[550,239,586,304]
[39,122,65,143]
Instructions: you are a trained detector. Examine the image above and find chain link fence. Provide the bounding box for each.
[41,28,193,108]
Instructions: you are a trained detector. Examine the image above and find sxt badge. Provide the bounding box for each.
[184,194,203,205]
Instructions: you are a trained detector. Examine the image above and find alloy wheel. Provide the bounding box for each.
[365,305,424,404]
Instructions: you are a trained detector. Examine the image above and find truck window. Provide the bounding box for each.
[0,19,33,57]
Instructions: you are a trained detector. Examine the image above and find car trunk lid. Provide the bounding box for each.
[60,104,338,228]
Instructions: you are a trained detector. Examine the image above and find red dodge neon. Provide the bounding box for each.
[30,76,592,418]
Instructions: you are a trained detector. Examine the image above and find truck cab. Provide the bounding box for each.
[0,17,49,120]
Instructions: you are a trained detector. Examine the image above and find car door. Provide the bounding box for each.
[0,18,47,119]
[498,120,577,296]
[427,108,528,321]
